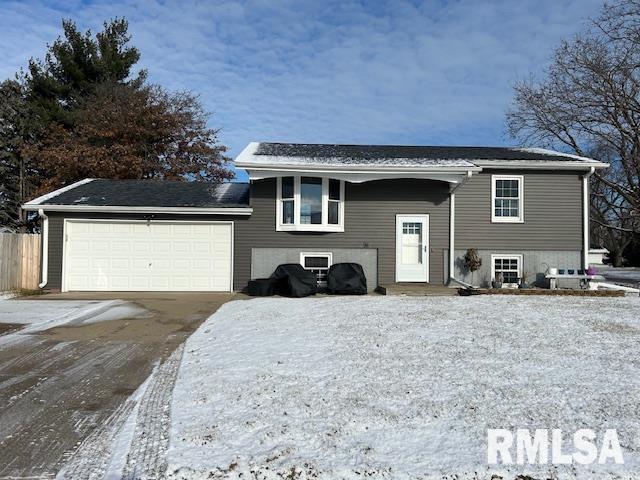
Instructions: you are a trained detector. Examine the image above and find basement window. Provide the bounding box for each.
[277,177,344,232]
[491,254,523,287]
[300,252,333,287]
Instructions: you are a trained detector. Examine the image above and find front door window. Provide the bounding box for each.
[401,222,423,265]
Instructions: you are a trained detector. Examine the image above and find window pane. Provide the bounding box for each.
[401,222,423,264]
[282,200,294,224]
[329,179,341,200]
[503,271,518,283]
[495,257,520,284]
[496,179,519,198]
[301,177,322,224]
[304,256,329,268]
[503,200,517,218]
[282,176,294,199]
[328,201,339,224]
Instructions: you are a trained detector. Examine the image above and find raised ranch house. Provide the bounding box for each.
[21,143,608,292]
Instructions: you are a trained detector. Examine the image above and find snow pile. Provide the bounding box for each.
[0,300,106,325]
[0,299,149,346]
[167,295,640,479]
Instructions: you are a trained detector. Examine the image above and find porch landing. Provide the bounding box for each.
[376,283,458,296]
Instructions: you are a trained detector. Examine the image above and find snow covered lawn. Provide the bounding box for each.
[168,296,640,479]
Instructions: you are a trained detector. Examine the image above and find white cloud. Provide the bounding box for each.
[0,0,604,180]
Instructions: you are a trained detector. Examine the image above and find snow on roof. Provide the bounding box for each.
[26,179,250,208]
[235,142,605,169]
[511,147,597,163]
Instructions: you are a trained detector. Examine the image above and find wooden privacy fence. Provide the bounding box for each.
[0,233,41,291]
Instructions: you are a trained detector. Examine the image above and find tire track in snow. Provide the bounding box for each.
[57,396,137,480]
[120,344,184,480]
[56,344,184,479]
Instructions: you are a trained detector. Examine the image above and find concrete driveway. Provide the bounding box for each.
[0,292,237,479]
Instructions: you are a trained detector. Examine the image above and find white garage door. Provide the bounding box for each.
[63,220,233,292]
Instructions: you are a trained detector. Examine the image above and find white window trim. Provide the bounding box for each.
[490,254,523,288]
[300,251,333,287]
[276,176,345,232]
[491,174,524,223]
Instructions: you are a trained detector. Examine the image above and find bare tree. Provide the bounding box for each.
[507,0,640,266]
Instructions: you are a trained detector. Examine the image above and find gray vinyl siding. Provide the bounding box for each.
[234,178,451,289]
[455,170,583,250]
[42,170,585,292]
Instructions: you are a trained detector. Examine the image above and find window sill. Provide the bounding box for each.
[277,224,344,233]
[491,218,524,224]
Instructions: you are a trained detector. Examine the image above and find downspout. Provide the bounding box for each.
[582,167,595,270]
[448,171,473,287]
[38,208,48,289]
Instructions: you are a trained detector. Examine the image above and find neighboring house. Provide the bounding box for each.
[21,143,608,292]
[588,246,610,265]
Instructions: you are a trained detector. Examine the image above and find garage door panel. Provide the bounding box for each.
[172,259,190,270]
[110,276,130,289]
[151,224,171,236]
[152,258,172,269]
[192,258,212,269]
[69,240,90,253]
[173,241,190,253]
[171,277,190,289]
[67,276,88,290]
[153,241,171,253]
[112,241,130,252]
[91,276,109,289]
[92,258,109,269]
[111,258,130,269]
[112,223,132,234]
[150,277,170,289]
[64,221,232,292]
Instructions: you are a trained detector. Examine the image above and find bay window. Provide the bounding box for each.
[328,179,340,225]
[281,176,294,224]
[277,176,344,232]
[301,177,322,224]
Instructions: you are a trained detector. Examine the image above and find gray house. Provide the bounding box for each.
[22,142,608,292]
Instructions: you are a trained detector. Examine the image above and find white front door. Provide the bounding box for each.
[395,215,429,282]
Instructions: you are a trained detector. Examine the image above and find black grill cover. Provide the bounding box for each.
[247,278,276,296]
[327,263,367,295]
[270,264,318,297]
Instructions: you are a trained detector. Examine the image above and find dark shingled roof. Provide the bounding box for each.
[253,143,594,164]
[40,179,250,207]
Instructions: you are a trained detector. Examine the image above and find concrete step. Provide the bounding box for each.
[377,283,459,296]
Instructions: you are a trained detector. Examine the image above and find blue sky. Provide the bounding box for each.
[0,0,603,181]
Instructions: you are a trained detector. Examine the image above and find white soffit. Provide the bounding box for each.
[245,169,474,184]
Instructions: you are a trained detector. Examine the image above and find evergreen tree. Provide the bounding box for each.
[0,80,36,228]
[0,18,233,227]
